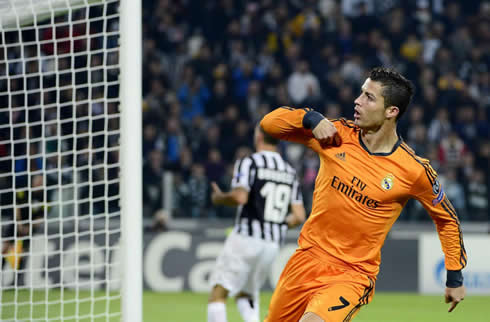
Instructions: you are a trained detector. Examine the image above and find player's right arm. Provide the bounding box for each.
[211,156,253,207]
[210,183,248,206]
[260,107,341,150]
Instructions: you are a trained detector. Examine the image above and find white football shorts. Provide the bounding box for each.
[209,229,280,297]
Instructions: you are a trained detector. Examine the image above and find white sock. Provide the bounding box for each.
[207,302,227,322]
[236,298,259,322]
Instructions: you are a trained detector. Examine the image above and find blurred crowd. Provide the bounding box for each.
[142,0,489,222]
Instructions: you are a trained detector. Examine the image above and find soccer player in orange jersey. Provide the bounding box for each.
[260,67,467,322]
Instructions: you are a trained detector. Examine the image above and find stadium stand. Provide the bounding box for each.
[140,0,489,223]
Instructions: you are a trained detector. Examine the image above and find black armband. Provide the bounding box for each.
[302,110,325,130]
[446,270,463,288]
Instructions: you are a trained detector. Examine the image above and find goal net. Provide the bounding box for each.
[0,0,141,321]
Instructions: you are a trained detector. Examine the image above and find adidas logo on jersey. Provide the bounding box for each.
[335,152,346,161]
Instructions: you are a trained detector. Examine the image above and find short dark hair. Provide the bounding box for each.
[258,125,279,145]
[369,67,414,120]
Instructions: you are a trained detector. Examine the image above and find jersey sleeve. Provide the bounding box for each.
[411,164,468,271]
[260,107,322,152]
[231,157,254,191]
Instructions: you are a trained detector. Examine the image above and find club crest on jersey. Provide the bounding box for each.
[380,174,395,190]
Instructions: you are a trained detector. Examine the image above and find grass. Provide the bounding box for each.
[1,289,120,321]
[1,290,488,321]
[150,291,488,322]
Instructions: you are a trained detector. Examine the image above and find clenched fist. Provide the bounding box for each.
[312,119,342,148]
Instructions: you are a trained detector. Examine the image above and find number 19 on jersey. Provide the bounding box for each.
[260,182,292,223]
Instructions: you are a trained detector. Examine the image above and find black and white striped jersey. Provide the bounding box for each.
[231,150,303,244]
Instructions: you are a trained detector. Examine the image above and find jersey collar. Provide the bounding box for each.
[358,132,403,156]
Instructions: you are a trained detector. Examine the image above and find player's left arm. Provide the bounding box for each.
[411,165,467,312]
[286,204,306,228]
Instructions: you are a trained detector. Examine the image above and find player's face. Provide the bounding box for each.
[353,78,387,129]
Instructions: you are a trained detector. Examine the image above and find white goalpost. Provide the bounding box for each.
[0,0,142,321]
[119,0,142,321]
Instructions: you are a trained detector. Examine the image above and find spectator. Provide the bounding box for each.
[440,168,467,219]
[422,22,443,64]
[206,79,234,119]
[178,76,210,124]
[186,116,208,159]
[399,104,425,142]
[205,149,226,183]
[245,81,267,122]
[336,18,354,56]
[454,105,478,147]
[263,63,286,102]
[232,60,265,99]
[229,120,253,154]
[2,174,45,270]
[428,107,452,144]
[465,169,488,221]
[461,151,476,182]
[164,118,186,167]
[339,54,364,86]
[187,163,209,218]
[407,124,429,157]
[476,107,490,140]
[438,131,467,169]
[143,150,164,220]
[142,123,164,160]
[324,102,342,119]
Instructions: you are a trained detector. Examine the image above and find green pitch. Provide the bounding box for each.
[152,291,487,322]
[2,290,488,321]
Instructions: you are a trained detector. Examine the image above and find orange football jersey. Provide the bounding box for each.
[261,107,467,277]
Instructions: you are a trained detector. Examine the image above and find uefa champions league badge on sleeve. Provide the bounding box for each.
[431,179,444,206]
[235,172,244,179]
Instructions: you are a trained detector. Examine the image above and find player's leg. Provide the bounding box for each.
[304,274,374,322]
[235,291,259,322]
[239,238,280,322]
[208,284,229,322]
[208,231,260,322]
[209,284,229,302]
[299,312,325,322]
[265,249,319,322]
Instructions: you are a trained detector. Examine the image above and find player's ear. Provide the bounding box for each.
[385,105,399,120]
